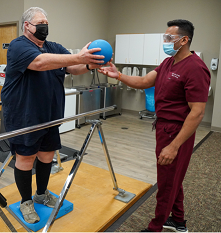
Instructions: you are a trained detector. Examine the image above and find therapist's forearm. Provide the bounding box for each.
[170,109,204,150]
[119,70,157,89]
[119,73,147,89]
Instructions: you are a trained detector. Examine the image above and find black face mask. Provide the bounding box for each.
[29,22,48,41]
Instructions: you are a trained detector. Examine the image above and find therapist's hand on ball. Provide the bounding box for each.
[78,42,104,64]
[98,62,118,79]
[88,63,103,70]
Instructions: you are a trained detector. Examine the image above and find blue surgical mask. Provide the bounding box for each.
[163,37,183,56]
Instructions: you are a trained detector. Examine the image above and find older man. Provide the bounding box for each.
[1,7,104,224]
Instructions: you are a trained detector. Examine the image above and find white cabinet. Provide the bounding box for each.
[143,34,161,65]
[115,34,144,65]
[115,34,130,64]
[143,33,169,65]
[129,34,145,64]
[59,88,76,134]
[115,33,170,66]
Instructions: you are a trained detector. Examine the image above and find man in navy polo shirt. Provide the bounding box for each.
[1,7,104,224]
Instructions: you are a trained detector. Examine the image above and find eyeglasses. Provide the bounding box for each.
[163,34,182,42]
[163,34,191,43]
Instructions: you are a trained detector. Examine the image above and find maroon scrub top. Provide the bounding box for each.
[154,51,211,122]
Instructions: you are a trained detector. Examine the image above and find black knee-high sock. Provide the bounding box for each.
[14,166,32,203]
[35,159,52,195]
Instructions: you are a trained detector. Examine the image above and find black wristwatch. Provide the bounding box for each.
[86,64,94,71]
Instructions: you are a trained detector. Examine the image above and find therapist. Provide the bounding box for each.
[99,19,210,232]
[1,6,104,224]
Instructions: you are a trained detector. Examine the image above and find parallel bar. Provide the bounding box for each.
[0,207,17,232]
[65,90,81,96]
[0,105,116,232]
[5,206,32,232]
[0,90,81,106]
[0,105,116,141]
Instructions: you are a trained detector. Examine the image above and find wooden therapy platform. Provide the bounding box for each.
[0,160,152,232]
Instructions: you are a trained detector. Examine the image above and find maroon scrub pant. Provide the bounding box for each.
[148,120,195,232]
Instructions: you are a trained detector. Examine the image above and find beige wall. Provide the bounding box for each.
[24,0,109,48]
[0,0,221,126]
[211,42,221,131]
[0,0,24,35]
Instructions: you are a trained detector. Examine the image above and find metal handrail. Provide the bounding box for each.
[0,90,82,106]
[64,90,82,96]
[0,105,116,141]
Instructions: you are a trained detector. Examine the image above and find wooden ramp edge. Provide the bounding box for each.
[0,160,152,232]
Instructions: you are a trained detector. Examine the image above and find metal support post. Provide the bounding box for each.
[96,121,136,203]
[42,121,98,232]
[51,150,64,174]
[0,152,13,177]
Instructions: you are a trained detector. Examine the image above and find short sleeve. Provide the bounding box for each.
[185,64,211,102]
[46,41,71,55]
[155,66,160,73]
[7,39,41,75]
[57,43,71,55]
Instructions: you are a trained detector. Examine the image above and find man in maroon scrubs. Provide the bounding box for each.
[98,19,210,232]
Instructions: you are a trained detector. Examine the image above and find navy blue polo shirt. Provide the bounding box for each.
[1,35,70,146]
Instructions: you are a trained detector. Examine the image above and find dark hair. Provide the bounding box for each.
[167,19,194,45]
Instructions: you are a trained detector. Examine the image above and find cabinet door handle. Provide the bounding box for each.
[125,58,127,63]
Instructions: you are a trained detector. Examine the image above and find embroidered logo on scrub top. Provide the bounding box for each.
[171,73,180,79]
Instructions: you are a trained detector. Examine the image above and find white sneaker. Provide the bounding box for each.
[33,189,57,208]
[20,200,40,224]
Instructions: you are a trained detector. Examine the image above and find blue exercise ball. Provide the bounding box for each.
[88,39,113,65]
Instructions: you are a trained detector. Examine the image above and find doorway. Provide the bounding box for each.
[0,22,18,64]
[0,22,18,109]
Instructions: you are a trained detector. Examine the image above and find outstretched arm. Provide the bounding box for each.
[27,42,104,71]
[98,62,157,89]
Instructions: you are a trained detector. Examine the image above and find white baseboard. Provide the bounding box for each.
[211,126,221,132]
